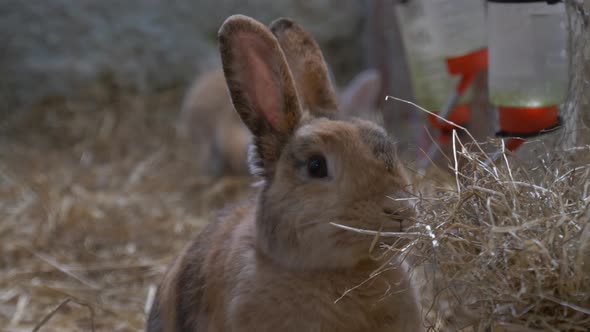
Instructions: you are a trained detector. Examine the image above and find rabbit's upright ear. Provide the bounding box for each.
[219,15,302,176]
[270,18,338,118]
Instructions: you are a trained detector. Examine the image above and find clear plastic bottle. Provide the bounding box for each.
[488,1,568,107]
[395,0,486,111]
[394,0,458,112]
[423,0,487,58]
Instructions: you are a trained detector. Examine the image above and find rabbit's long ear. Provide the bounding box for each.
[219,15,302,176]
[269,18,338,119]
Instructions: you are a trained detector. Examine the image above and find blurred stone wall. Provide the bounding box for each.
[0,0,365,119]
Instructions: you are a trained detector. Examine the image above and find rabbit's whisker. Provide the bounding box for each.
[329,222,426,238]
[296,220,325,230]
[381,212,405,221]
[386,196,420,201]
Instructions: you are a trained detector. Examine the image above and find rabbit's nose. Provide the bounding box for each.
[382,196,403,217]
[381,196,415,226]
[382,205,403,221]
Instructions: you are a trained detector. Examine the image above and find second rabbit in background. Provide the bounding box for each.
[177,66,384,177]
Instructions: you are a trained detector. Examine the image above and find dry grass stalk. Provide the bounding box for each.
[31,298,95,332]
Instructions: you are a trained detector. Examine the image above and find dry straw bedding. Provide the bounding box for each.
[0,90,254,331]
[0,89,589,331]
[411,138,590,331]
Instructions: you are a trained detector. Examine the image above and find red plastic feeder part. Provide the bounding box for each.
[446,48,488,95]
[428,104,470,131]
[498,105,560,151]
[505,138,525,151]
[427,104,470,144]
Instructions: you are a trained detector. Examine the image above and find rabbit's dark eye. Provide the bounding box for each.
[307,155,328,178]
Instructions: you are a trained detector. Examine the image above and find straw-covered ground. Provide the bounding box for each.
[1,86,589,332]
[0,88,255,331]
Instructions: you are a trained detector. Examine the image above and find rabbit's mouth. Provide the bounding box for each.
[382,209,414,232]
[378,219,414,235]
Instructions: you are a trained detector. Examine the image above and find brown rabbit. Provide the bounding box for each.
[176,69,250,176]
[177,63,383,177]
[147,15,423,332]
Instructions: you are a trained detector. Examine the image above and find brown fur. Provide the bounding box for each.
[148,15,423,331]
